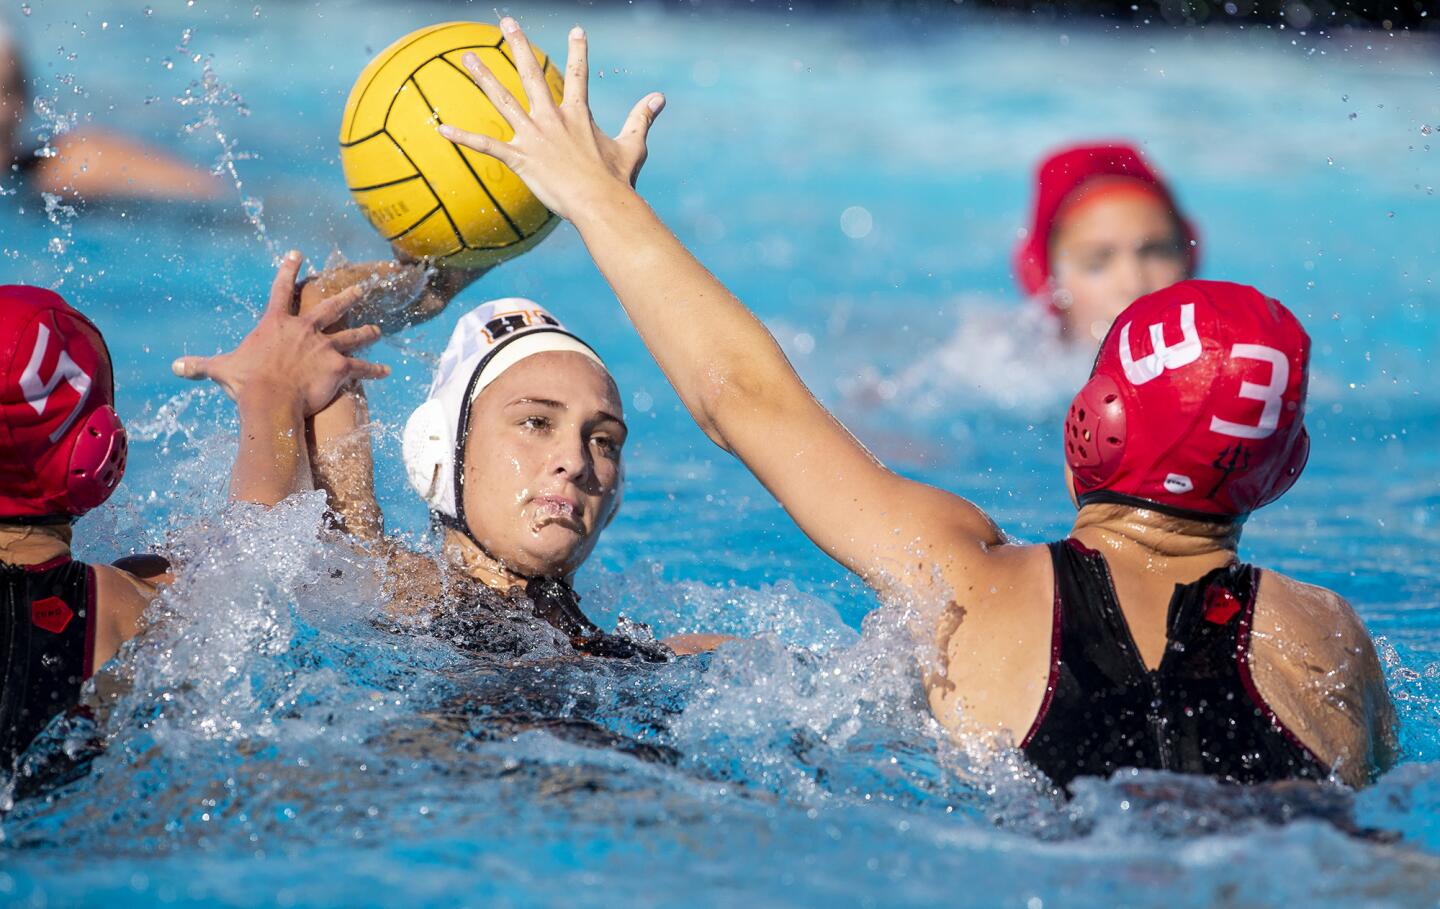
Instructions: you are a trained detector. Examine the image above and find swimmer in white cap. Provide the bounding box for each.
[179,271,723,659]
[1,25,221,202]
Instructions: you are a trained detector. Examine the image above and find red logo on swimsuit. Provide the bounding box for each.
[1203,587,1241,626]
[31,596,74,634]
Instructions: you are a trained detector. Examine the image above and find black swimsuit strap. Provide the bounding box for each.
[522,576,671,663]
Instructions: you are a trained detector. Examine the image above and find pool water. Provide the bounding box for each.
[2,2,1439,907]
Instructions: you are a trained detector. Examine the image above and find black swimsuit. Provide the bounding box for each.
[0,556,96,768]
[416,576,671,664]
[1020,539,1326,787]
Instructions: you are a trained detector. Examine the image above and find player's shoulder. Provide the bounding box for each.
[1257,568,1370,652]
[96,554,173,602]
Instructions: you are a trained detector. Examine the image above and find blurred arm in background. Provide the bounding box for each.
[2,34,224,202]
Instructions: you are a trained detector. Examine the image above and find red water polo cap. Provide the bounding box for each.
[1064,280,1310,520]
[0,285,127,520]
[1014,143,1200,302]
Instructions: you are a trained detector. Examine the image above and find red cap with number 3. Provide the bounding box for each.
[1064,280,1310,519]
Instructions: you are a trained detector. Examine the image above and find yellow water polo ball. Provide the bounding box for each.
[338,22,564,268]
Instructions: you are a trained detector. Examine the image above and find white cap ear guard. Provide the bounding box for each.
[400,298,607,520]
[402,398,457,516]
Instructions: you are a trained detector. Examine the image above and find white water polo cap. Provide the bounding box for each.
[402,298,607,519]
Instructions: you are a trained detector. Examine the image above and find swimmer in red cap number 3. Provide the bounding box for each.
[438,19,1396,787]
[0,286,169,769]
[1015,143,1199,344]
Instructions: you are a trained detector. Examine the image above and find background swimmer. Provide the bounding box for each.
[0,28,221,202]
[438,19,1395,788]
[1015,143,1197,344]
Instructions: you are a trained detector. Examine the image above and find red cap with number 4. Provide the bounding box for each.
[1064,280,1310,519]
[0,286,127,520]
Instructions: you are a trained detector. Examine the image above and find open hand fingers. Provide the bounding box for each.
[438,122,520,167]
[170,354,217,380]
[459,51,530,135]
[498,17,558,120]
[309,284,365,331]
[561,25,589,111]
[329,324,382,354]
[344,357,390,382]
[615,93,665,179]
[265,250,304,317]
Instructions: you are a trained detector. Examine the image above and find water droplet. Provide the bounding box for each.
[19,3,30,15]
[1326,156,1334,165]
[839,205,873,240]
[1348,112,1357,120]
[161,58,173,70]
[1421,125,1434,136]
[144,5,153,15]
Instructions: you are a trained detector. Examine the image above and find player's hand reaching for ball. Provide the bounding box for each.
[438,18,663,222]
[171,251,389,417]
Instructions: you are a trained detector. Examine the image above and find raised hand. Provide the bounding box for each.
[172,251,389,416]
[437,18,664,222]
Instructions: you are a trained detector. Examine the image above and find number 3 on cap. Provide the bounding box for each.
[1210,344,1289,440]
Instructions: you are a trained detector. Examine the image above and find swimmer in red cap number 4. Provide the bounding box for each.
[437,19,1397,787]
[1015,143,1199,344]
[0,285,167,769]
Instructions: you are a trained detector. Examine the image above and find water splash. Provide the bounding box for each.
[26,67,86,288]
[173,32,273,258]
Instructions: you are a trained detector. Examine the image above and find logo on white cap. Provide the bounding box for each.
[401,298,605,519]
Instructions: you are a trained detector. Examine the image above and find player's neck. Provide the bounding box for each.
[1069,503,1240,566]
[0,522,74,567]
[442,529,531,593]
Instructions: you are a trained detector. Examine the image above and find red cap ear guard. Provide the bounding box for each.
[66,405,128,513]
[1064,374,1127,492]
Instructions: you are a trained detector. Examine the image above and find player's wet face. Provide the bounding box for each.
[459,352,625,579]
[1048,191,1189,343]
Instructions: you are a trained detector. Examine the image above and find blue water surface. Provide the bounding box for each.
[1,2,1439,907]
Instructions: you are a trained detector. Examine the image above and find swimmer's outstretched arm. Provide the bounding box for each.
[35,128,225,202]
[172,252,389,506]
[441,21,1005,595]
